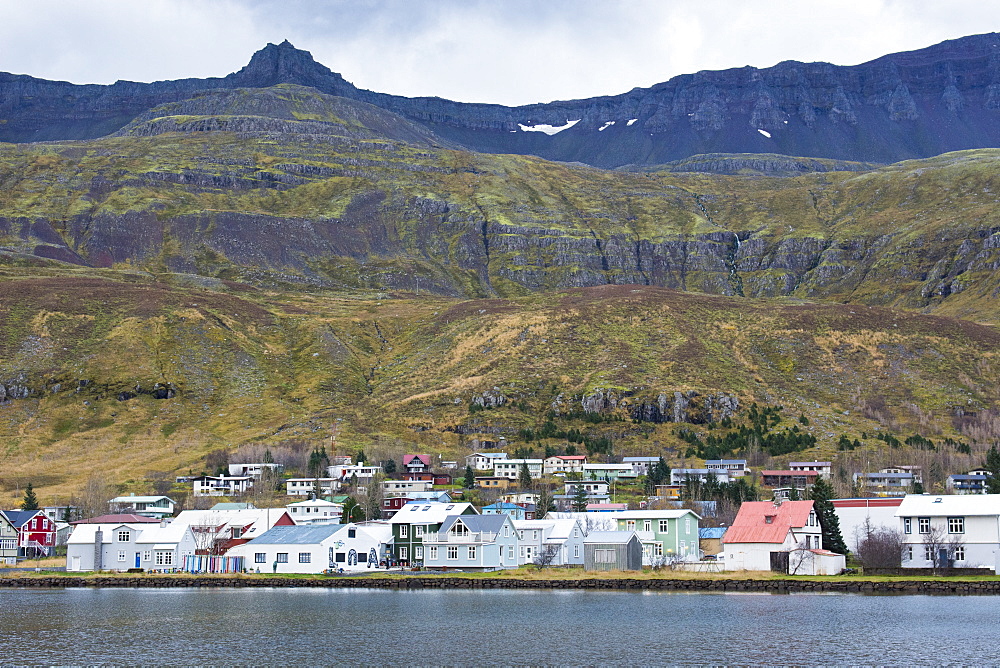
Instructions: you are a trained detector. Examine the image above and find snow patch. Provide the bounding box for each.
[757,129,772,138]
[598,120,616,132]
[627,118,638,126]
[518,119,580,135]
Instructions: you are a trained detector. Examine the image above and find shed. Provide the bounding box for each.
[583,531,642,571]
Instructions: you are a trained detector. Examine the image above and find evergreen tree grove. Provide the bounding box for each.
[808,477,848,555]
[986,445,1000,494]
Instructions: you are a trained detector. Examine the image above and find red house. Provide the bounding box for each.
[1,510,57,557]
[403,454,432,475]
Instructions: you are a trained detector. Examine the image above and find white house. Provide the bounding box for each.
[228,463,284,478]
[622,457,660,476]
[564,481,610,496]
[722,500,827,573]
[582,463,638,481]
[134,523,198,571]
[285,478,340,497]
[704,459,750,477]
[788,461,832,478]
[67,520,196,572]
[831,497,904,552]
[895,494,1000,569]
[466,452,508,471]
[543,455,588,475]
[327,463,381,482]
[421,514,519,571]
[192,475,253,497]
[671,468,731,485]
[512,518,585,566]
[286,499,343,525]
[493,459,544,480]
[382,479,433,494]
[109,495,176,519]
[228,523,393,574]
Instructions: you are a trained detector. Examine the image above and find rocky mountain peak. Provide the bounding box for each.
[227,40,356,95]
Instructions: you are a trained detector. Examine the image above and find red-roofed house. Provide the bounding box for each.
[722,500,823,572]
[403,454,431,475]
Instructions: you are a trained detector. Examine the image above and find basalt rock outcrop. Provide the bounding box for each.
[579,389,739,424]
[7,35,1000,167]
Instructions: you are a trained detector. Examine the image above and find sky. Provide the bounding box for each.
[2,0,1000,107]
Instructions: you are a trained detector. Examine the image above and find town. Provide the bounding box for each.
[5,447,999,577]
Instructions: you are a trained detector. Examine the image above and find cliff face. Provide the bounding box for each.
[6,35,1000,167]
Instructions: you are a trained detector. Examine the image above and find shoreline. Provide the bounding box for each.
[3,573,1000,594]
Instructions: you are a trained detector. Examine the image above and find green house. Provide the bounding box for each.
[388,501,478,565]
[614,510,700,564]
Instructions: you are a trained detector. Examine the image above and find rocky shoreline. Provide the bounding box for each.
[2,575,999,594]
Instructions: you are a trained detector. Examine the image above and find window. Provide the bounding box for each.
[155,552,173,566]
[298,553,311,564]
[655,544,664,557]
[399,525,408,538]
[659,520,669,533]
[117,530,131,542]
[918,517,930,534]
[924,546,934,561]
[451,523,469,537]
[903,518,911,534]
[680,540,686,554]
[574,545,580,558]
[643,520,652,532]
[507,546,514,559]
[255,553,267,564]
[143,551,151,562]
[276,553,288,563]
[685,519,691,533]
[503,525,510,537]
[948,517,965,534]
[906,546,913,561]
[468,546,477,560]
[118,551,127,562]
[335,553,346,563]
[954,546,965,561]
[399,547,408,561]
[415,546,423,560]
[626,520,636,530]
[348,528,356,538]
[428,546,438,560]
[595,549,615,563]
[447,546,459,560]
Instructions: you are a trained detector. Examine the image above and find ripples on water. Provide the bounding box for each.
[1,588,997,665]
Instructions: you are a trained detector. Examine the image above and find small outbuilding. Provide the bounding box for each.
[583,531,642,571]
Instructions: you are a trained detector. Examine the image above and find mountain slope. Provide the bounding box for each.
[6,35,1000,167]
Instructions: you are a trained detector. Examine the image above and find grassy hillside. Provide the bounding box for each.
[1,271,998,504]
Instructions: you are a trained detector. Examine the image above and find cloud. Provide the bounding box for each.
[1,0,999,105]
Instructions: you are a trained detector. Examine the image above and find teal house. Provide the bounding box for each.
[388,501,477,565]
[614,509,700,564]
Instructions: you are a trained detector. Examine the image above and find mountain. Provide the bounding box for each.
[6,35,1000,167]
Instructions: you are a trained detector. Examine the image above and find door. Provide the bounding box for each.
[769,551,789,573]
[71,555,81,571]
[135,553,141,568]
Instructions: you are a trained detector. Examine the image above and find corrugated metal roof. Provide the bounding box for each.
[439,514,508,534]
[723,500,814,544]
[896,493,1000,517]
[70,514,160,525]
[248,524,346,545]
[615,509,701,520]
[584,531,637,544]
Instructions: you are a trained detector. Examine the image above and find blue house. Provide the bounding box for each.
[422,514,519,571]
[481,501,529,520]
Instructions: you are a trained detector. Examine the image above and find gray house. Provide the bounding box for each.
[584,531,642,571]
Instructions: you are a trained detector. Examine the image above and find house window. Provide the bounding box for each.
[335,553,346,563]
[507,546,514,559]
[143,551,151,562]
[595,549,615,563]
[903,518,911,534]
[655,544,664,557]
[428,546,438,560]
[503,525,510,538]
[643,520,652,532]
[447,546,459,560]
[276,553,288,563]
[574,545,580,558]
[954,546,965,561]
[626,520,636,530]
[468,546,477,560]
[948,517,964,534]
[155,552,173,566]
[31,519,37,530]
[399,525,408,538]
[680,540,686,554]
[918,517,930,534]
[659,520,669,533]
[924,546,934,561]
[348,529,356,538]
[685,519,691,533]
[415,546,423,560]
[118,551,127,562]
[117,531,130,542]
[298,553,311,564]
[906,546,912,561]
[255,553,267,564]
[452,523,469,537]
[415,525,424,536]
[399,547,408,561]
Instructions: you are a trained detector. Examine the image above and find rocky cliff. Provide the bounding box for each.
[6,35,1000,167]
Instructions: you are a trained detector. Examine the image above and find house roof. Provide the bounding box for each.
[134,523,191,545]
[67,522,156,544]
[403,454,431,466]
[482,502,521,511]
[71,514,161,525]
[211,503,257,510]
[244,524,346,545]
[896,494,1000,517]
[788,461,831,467]
[439,514,508,534]
[554,455,588,461]
[614,509,702,520]
[622,457,660,463]
[388,502,476,525]
[584,531,637,545]
[0,509,46,528]
[704,459,748,465]
[762,470,820,477]
[723,500,814,544]
[586,503,627,511]
[286,499,343,508]
[512,518,580,539]
[110,495,175,504]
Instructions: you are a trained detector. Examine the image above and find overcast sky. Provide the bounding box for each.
[2,0,1000,107]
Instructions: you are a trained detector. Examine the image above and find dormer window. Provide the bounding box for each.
[451,522,469,537]
[765,515,775,524]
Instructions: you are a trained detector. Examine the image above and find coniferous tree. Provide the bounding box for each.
[464,464,476,489]
[788,486,801,501]
[20,483,39,511]
[518,462,533,489]
[986,445,1000,494]
[571,483,589,512]
[808,477,848,555]
[535,485,556,519]
[263,448,274,464]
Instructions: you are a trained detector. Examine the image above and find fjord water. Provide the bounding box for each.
[2,588,997,664]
